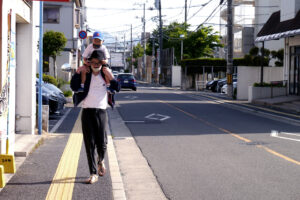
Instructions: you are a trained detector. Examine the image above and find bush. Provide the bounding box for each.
[253,82,284,87]
[63,90,73,97]
[57,78,68,88]
[36,74,58,86]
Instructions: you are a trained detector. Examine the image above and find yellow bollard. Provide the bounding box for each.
[0,139,16,173]
[0,165,5,188]
[0,154,16,173]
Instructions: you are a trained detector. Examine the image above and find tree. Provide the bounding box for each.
[43,30,67,79]
[148,22,222,63]
[132,43,144,68]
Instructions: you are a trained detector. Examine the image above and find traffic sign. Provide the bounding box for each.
[79,30,87,39]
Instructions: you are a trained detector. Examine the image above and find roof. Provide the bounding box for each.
[256,10,300,42]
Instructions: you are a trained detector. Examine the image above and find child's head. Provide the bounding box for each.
[92,31,104,48]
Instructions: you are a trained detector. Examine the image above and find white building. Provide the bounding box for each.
[43,0,84,81]
[256,0,300,96]
[220,0,255,58]
[0,0,40,154]
[254,0,283,52]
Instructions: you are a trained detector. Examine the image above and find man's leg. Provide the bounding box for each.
[81,109,98,175]
[94,109,108,162]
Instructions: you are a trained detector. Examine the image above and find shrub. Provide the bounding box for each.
[63,90,73,97]
[36,74,58,86]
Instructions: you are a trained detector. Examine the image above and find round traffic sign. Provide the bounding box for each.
[79,30,87,39]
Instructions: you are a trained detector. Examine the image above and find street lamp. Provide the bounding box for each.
[180,34,185,61]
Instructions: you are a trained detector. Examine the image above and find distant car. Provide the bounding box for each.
[36,79,66,114]
[112,71,119,79]
[206,80,219,92]
[221,81,237,94]
[117,73,137,91]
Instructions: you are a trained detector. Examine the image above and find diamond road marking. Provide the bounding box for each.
[145,113,171,121]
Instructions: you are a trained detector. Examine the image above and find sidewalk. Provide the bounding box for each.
[0,134,43,192]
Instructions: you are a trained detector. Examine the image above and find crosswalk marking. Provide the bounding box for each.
[46,110,83,200]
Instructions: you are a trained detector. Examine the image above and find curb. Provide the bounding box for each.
[107,119,127,200]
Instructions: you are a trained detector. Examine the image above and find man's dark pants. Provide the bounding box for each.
[81,108,108,175]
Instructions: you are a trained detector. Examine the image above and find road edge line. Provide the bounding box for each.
[50,107,72,133]
[107,111,127,200]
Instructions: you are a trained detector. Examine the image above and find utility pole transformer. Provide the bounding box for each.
[227,0,234,98]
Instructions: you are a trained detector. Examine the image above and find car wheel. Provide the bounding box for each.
[132,87,137,91]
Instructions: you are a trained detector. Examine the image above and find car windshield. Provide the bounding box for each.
[118,74,134,79]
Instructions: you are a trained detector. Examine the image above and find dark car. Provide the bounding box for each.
[117,73,137,91]
[36,79,66,114]
[206,80,219,92]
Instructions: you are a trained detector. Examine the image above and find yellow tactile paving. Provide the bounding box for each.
[46,111,83,200]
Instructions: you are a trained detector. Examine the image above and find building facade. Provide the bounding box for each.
[256,0,300,96]
[43,0,83,81]
[220,0,255,58]
[0,0,40,154]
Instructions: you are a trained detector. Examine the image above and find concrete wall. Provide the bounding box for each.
[172,66,181,87]
[15,2,40,134]
[237,66,283,100]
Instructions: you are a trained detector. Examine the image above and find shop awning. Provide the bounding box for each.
[255,10,300,42]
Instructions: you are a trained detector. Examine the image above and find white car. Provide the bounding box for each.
[221,82,237,94]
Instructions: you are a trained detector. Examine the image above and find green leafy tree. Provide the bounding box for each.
[148,22,222,63]
[132,43,144,68]
[43,30,67,79]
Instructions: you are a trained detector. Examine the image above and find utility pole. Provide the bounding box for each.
[123,33,126,71]
[131,24,134,74]
[158,0,163,83]
[227,0,233,98]
[115,36,117,52]
[185,0,187,23]
[143,3,146,81]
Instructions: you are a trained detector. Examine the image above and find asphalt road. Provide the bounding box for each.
[116,87,300,200]
[0,107,113,200]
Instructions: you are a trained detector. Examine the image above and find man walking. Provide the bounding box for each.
[71,50,119,184]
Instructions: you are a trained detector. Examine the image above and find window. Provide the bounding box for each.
[43,7,60,23]
[74,8,80,29]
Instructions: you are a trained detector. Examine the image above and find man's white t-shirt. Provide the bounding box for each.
[82,44,110,60]
[82,73,107,109]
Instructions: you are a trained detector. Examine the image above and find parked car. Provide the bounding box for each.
[117,73,137,91]
[206,80,219,92]
[36,79,66,114]
[221,81,237,94]
[217,77,237,93]
[216,78,227,93]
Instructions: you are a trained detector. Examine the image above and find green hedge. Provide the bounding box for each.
[182,57,269,67]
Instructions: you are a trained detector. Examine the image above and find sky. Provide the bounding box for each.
[85,0,223,45]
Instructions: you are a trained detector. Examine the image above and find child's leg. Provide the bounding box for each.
[81,69,86,88]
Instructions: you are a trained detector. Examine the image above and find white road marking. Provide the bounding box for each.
[145,113,170,121]
[50,108,72,133]
[124,95,138,100]
[271,130,300,142]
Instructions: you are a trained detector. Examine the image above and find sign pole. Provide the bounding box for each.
[38,1,43,135]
